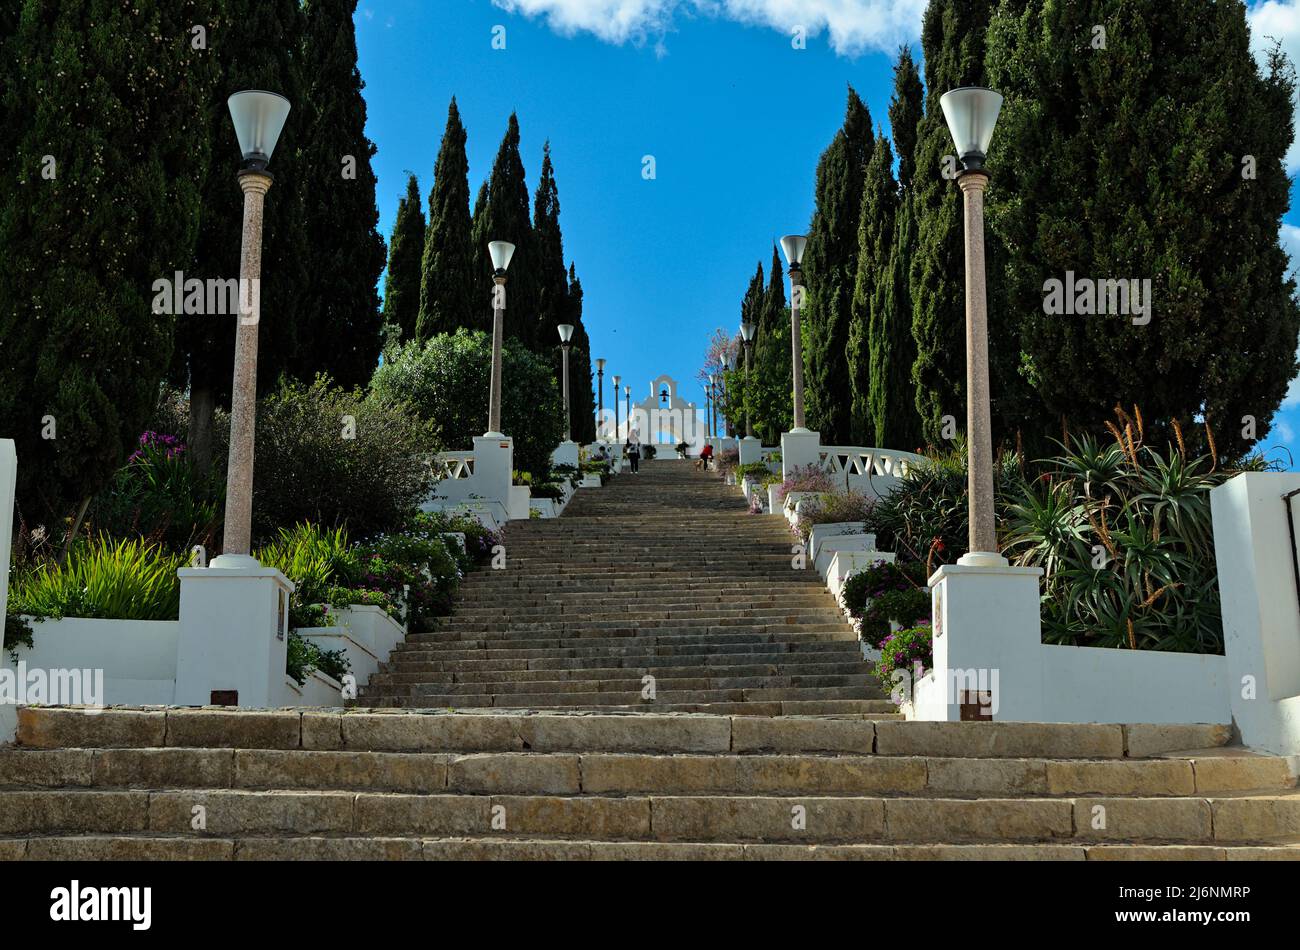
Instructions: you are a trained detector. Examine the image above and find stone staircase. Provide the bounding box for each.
[3,459,1298,860]
[358,459,890,713]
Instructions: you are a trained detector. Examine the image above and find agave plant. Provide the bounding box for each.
[11,536,186,621]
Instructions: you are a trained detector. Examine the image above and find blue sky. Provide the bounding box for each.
[356,0,1300,464]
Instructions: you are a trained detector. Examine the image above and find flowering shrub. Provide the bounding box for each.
[792,490,874,541]
[840,559,929,649]
[716,448,739,478]
[874,621,933,688]
[777,464,834,504]
[129,430,186,463]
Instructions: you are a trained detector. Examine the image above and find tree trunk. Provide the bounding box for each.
[190,385,216,474]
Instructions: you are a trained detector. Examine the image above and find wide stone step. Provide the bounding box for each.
[373,662,872,684]
[3,788,1298,844]
[4,747,1288,799]
[7,835,1300,861]
[363,699,900,716]
[364,672,874,695]
[355,686,879,707]
[400,630,860,651]
[382,650,865,674]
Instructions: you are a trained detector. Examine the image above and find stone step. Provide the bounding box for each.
[381,650,865,674]
[362,673,875,696]
[355,686,880,708]
[14,709,1234,758]
[361,699,901,716]
[372,662,872,684]
[3,747,1288,798]
[399,630,860,650]
[3,787,1298,844]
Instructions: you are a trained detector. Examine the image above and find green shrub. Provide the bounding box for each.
[792,490,874,542]
[736,462,770,482]
[255,523,358,610]
[10,536,185,621]
[88,431,224,553]
[253,376,437,543]
[873,621,933,689]
[840,560,930,649]
[286,631,350,686]
[372,329,564,477]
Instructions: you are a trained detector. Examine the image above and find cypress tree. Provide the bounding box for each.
[985,0,1300,458]
[532,143,569,348]
[171,0,309,473]
[802,87,873,444]
[417,98,476,340]
[909,0,999,445]
[850,133,897,447]
[753,247,793,445]
[296,0,387,389]
[566,264,598,444]
[471,113,536,345]
[382,174,426,343]
[0,0,215,524]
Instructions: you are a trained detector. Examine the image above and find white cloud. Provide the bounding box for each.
[492,0,926,55]
[1248,0,1300,171]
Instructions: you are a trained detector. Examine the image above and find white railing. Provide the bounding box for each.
[431,451,475,481]
[816,446,926,479]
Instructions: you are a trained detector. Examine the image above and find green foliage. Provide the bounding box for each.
[874,621,934,687]
[10,537,186,621]
[0,0,216,525]
[5,611,37,661]
[88,432,224,554]
[793,491,875,542]
[372,328,564,476]
[840,559,930,649]
[253,376,437,543]
[286,630,349,687]
[296,0,387,389]
[852,133,896,447]
[255,523,358,609]
[418,98,477,341]
[736,462,771,482]
[470,113,537,344]
[383,173,426,344]
[751,248,792,445]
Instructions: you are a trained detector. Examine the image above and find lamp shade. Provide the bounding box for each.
[624,386,630,395]
[780,234,808,267]
[557,323,574,344]
[939,86,1003,169]
[227,91,291,169]
[740,321,756,343]
[596,358,606,371]
[488,241,516,273]
[612,375,621,387]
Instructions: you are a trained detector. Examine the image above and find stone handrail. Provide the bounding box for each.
[431,451,475,481]
[816,446,927,479]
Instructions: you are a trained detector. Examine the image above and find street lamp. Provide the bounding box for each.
[595,357,606,440]
[739,321,756,439]
[612,374,621,441]
[485,240,516,437]
[624,385,632,439]
[557,324,574,442]
[707,373,717,440]
[213,90,291,568]
[940,85,1004,566]
[780,234,809,431]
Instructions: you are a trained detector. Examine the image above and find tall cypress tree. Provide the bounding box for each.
[802,87,873,444]
[382,174,425,343]
[753,247,793,445]
[867,47,925,451]
[296,0,387,388]
[532,143,569,348]
[850,133,897,447]
[566,264,598,444]
[171,0,309,473]
[0,0,215,523]
[417,98,476,340]
[909,0,999,445]
[985,0,1300,458]
[471,113,535,344]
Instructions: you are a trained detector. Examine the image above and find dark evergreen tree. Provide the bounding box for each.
[909,0,999,444]
[532,143,569,348]
[0,0,216,524]
[471,114,536,345]
[802,87,873,444]
[417,98,476,340]
[888,45,924,194]
[753,247,793,445]
[296,0,387,388]
[850,133,896,447]
[382,174,425,343]
[566,264,598,444]
[985,0,1300,458]
[170,0,309,473]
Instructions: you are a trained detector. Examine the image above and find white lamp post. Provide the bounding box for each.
[485,240,515,437]
[213,90,291,567]
[595,357,606,440]
[612,374,621,441]
[557,323,574,441]
[739,321,756,439]
[940,85,1004,566]
[780,234,809,432]
[624,385,631,439]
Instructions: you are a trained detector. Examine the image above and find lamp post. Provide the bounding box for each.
[595,357,606,440]
[940,85,1005,566]
[612,374,621,441]
[739,321,756,438]
[485,240,516,437]
[557,324,574,441]
[624,385,632,438]
[780,235,809,431]
[708,374,717,440]
[213,90,291,568]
